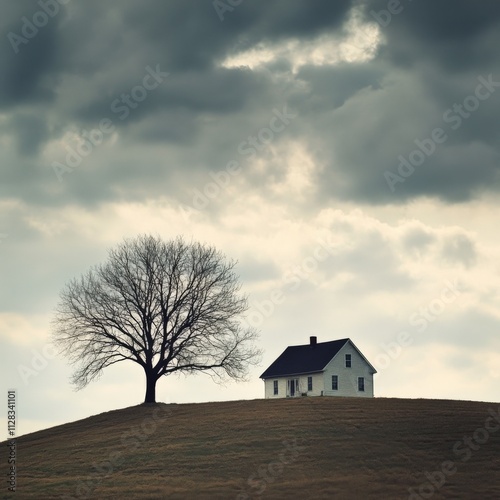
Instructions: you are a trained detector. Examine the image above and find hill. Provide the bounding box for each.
[2,397,500,499]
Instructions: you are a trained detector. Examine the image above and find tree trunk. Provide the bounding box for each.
[144,370,157,403]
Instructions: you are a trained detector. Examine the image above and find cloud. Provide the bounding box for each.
[441,233,477,268]
[2,1,499,209]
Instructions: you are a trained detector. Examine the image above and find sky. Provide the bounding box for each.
[1,0,500,437]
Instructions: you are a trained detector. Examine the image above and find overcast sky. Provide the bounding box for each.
[1,0,500,436]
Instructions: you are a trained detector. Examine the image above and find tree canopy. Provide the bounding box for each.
[52,235,261,403]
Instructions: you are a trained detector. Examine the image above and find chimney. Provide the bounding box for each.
[310,336,317,347]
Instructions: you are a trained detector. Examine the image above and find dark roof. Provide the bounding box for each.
[260,338,350,379]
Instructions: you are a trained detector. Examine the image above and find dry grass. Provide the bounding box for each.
[2,397,500,499]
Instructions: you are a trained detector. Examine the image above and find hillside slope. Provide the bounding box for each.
[2,397,500,499]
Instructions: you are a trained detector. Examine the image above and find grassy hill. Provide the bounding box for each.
[2,397,500,499]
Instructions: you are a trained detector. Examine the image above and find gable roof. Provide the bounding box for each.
[260,338,354,379]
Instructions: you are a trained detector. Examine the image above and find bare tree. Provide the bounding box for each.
[52,235,261,403]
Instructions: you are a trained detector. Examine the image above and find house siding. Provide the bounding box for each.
[322,342,374,397]
[264,372,324,398]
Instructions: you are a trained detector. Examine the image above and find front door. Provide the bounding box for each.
[288,378,299,397]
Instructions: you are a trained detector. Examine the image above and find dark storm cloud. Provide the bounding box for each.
[293,62,385,112]
[0,13,60,108]
[120,0,353,70]
[6,113,50,155]
[0,0,356,209]
[364,0,500,71]
[2,0,500,209]
[1,0,353,115]
[310,0,500,204]
[74,67,269,126]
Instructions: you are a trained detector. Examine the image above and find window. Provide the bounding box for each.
[273,380,278,395]
[332,375,338,391]
[358,377,365,392]
[345,354,352,368]
[307,376,313,391]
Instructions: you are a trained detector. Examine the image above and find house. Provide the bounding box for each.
[260,337,377,398]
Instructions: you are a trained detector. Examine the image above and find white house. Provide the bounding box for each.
[260,337,377,398]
